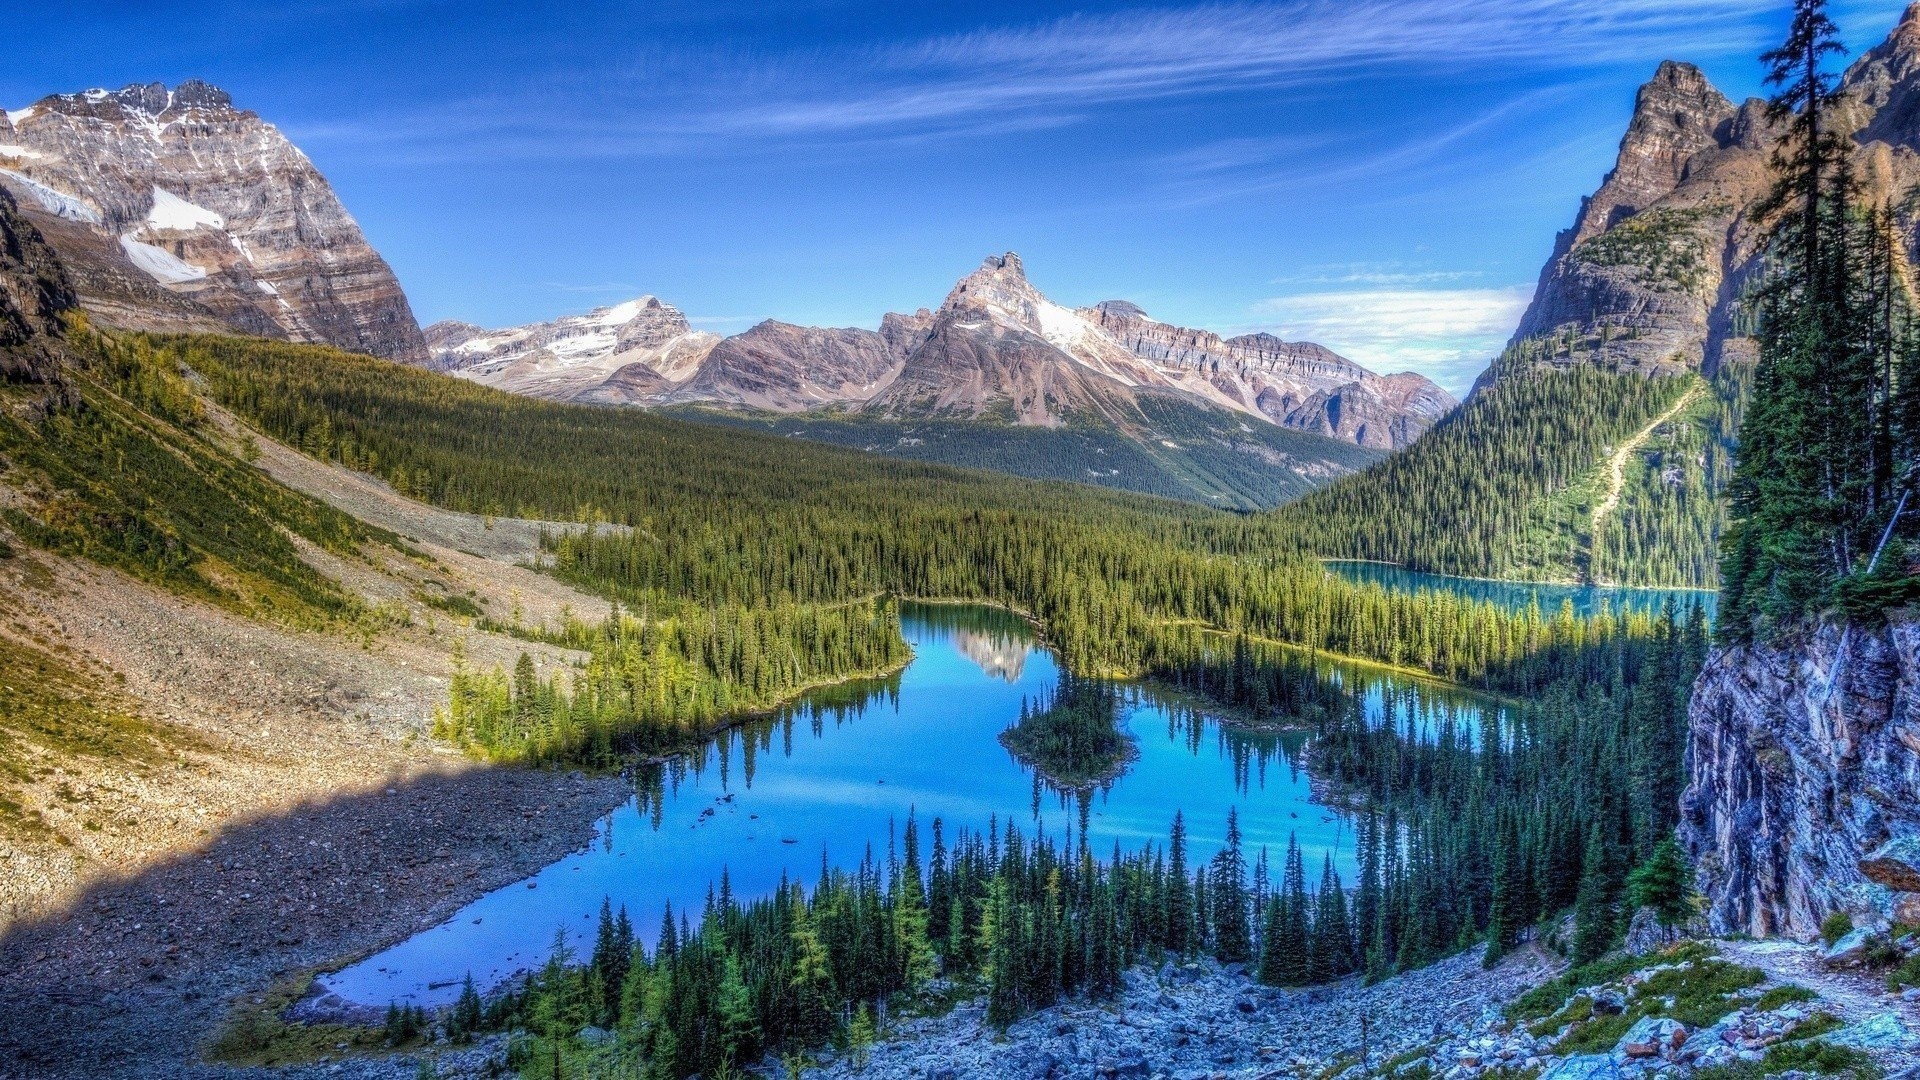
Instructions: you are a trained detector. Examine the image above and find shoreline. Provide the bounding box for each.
[1318,557,1721,595]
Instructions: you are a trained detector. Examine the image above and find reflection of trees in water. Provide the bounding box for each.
[630,668,905,824]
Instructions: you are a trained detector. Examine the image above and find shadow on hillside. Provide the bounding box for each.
[0,763,626,1080]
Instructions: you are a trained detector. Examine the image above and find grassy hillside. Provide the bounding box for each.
[0,322,398,628]
[1271,347,1739,588]
[668,395,1381,510]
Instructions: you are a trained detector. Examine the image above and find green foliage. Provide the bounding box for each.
[1506,942,1717,1024]
[1754,983,1819,1011]
[1887,951,1920,991]
[1571,206,1724,294]
[1822,911,1855,947]
[998,671,1133,789]
[1274,364,1717,586]
[1691,1039,1881,1080]
[1721,1,1920,637]
[1317,606,1709,979]
[1553,958,1766,1055]
[0,330,389,627]
[673,394,1382,510]
[1626,836,1699,927]
[1590,364,1745,588]
[436,599,909,765]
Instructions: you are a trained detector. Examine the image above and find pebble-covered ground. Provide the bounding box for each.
[802,947,1560,1080]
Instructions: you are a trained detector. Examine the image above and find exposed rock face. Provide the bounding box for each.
[444,252,1454,450]
[1499,9,1920,387]
[0,185,77,385]
[670,320,900,411]
[1088,306,1455,449]
[0,81,428,364]
[428,296,720,400]
[1680,618,1920,939]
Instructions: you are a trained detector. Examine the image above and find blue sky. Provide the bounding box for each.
[1,0,1909,393]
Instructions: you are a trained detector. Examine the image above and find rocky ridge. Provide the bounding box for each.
[1681,616,1920,940]
[0,81,428,364]
[429,253,1454,450]
[1491,6,1920,389]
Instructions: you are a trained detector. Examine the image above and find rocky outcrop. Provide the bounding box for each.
[1500,8,1920,387]
[430,252,1451,449]
[1680,618,1920,939]
[0,185,77,385]
[0,81,428,364]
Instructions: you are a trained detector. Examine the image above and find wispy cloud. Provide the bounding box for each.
[294,0,1781,161]
[1250,284,1534,394]
[1268,261,1493,287]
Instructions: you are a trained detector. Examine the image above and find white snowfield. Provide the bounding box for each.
[0,168,102,224]
[146,186,225,231]
[118,235,208,284]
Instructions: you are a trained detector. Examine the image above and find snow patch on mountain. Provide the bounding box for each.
[146,186,225,231]
[119,235,207,283]
[0,169,100,224]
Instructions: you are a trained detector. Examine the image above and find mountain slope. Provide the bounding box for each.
[1278,12,1920,587]
[0,80,428,364]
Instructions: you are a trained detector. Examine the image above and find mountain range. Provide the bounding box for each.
[429,252,1453,453]
[0,81,1452,509]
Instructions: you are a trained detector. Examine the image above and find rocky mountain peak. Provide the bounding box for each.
[1849,4,1920,150]
[36,80,239,125]
[940,252,1045,322]
[1566,60,1736,247]
[0,79,428,364]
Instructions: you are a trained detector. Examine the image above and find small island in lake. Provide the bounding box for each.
[998,672,1140,790]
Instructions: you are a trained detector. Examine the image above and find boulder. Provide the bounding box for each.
[1823,926,1877,966]
[1540,1054,1623,1080]
[1825,1012,1920,1053]
[1613,1017,1686,1061]
[1860,835,1920,892]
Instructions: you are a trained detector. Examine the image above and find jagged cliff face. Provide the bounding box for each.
[0,186,77,385]
[435,252,1454,448]
[0,81,428,364]
[1496,10,1920,389]
[1681,620,1920,939]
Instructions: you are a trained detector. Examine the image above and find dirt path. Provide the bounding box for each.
[1720,938,1920,1029]
[1591,379,1703,532]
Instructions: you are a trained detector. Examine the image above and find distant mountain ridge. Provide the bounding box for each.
[431,252,1453,452]
[0,80,428,365]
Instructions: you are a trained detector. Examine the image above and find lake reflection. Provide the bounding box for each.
[323,604,1470,1007]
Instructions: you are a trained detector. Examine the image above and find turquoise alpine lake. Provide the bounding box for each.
[321,603,1494,1007]
[1324,561,1717,620]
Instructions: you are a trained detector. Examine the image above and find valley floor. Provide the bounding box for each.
[0,431,634,1078]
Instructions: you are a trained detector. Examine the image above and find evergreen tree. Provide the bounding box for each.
[1210,809,1254,964]
[1572,825,1617,965]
